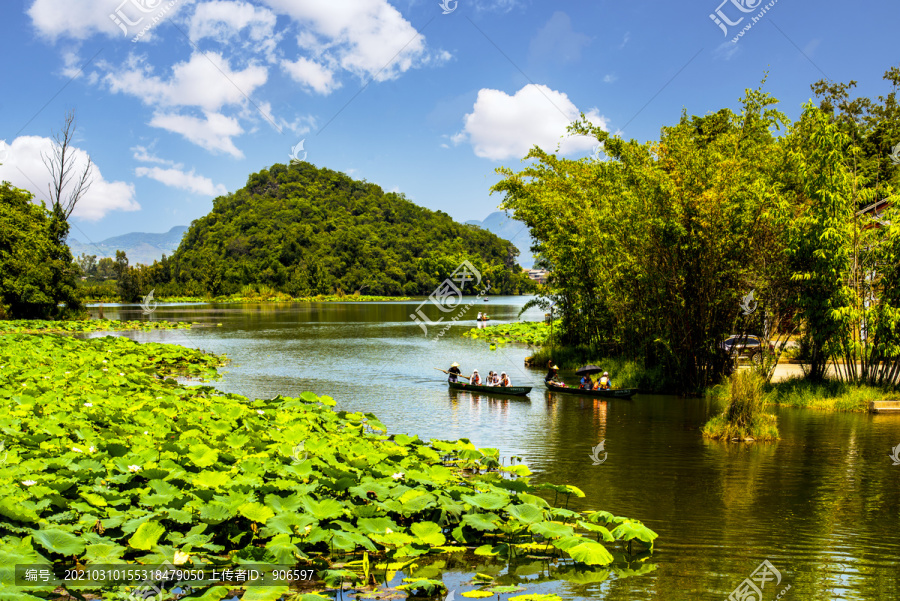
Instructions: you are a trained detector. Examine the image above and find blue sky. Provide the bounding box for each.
[0,0,898,247]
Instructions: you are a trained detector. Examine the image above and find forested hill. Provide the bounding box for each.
[158,162,531,297]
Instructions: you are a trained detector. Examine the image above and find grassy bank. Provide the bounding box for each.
[764,377,895,412]
[0,331,657,598]
[83,292,411,304]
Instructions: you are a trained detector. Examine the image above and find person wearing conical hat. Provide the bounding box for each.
[470,369,481,385]
[448,362,461,383]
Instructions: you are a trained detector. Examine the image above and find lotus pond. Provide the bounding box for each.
[0,330,656,600]
[3,296,900,600]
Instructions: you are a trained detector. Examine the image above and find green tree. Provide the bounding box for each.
[0,182,84,319]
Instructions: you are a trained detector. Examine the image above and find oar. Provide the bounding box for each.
[434,368,471,381]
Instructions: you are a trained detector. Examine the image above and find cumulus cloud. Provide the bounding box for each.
[261,0,430,83]
[453,84,609,161]
[103,52,268,112]
[281,57,339,94]
[189,0,279,58]
[149,111,244,158]
[136,165,227,196]
[0,136,138,221]
[28,0,187,41]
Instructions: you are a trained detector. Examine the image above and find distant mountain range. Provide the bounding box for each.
[68,226,188,266]
[466,211,535,269]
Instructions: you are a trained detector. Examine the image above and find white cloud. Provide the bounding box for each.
[189,1,279,58]
[0,136,138,221]
[260,0,430,83]
[149,111,244,158]
[136,165,227,196]
[281,57,339,94]
[529,12,591,64]
[454,84,609,161]
[603,74,617,84]
[28,0,187,41]
[103,52,268,112]
[715,40,740,60]
[132,145,182,168]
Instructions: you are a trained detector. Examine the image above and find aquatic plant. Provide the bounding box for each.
[0,319,195,334]
[703,371,779,441]
[463,321,552,347]
[0,332,657,598]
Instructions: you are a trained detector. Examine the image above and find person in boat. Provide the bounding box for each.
[490,371,500,386]
[580,374,593,389]
[597,371,612,390]
[486,371,496,386]
[499,372,511,387]
[470,369,482,385]
[545,362,559,383]
[448,362,462,383]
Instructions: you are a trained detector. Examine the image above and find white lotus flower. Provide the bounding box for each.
[118,373,124,376]
[256,409,264,415]
[102,360,107,363]
[22,480,36,486]
[128,465,142,473]
[392,472,404,479]
[385,528,393,534]
[84,402,93,407]
[173,550,190,565]
[144,431,149,435]
[89,446,96,453]
[72,447,83,453]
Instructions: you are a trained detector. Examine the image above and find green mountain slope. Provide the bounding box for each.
[162,163,530,296]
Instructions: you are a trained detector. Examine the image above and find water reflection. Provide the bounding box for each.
[86,299,900,600]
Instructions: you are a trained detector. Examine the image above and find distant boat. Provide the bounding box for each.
[545,383,636,399]
[449,381,531,397]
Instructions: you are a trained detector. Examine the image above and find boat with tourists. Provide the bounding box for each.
[449,381,532,396]
[545,382,636,398]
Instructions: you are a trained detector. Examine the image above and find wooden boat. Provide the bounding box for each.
[545,382,636,399]
[449,381,532,396]
[476,317,490,322]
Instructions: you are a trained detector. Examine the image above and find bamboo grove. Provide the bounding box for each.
[492,69,900,393]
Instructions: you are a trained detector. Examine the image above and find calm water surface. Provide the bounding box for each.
[90,298,900,600]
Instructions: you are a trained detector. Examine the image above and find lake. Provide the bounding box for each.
[89,297,900,600]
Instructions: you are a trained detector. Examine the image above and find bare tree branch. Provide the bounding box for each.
[42,109,93,220]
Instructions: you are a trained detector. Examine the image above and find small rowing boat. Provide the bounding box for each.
[449,381,532,396]
[545,383,636,399]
